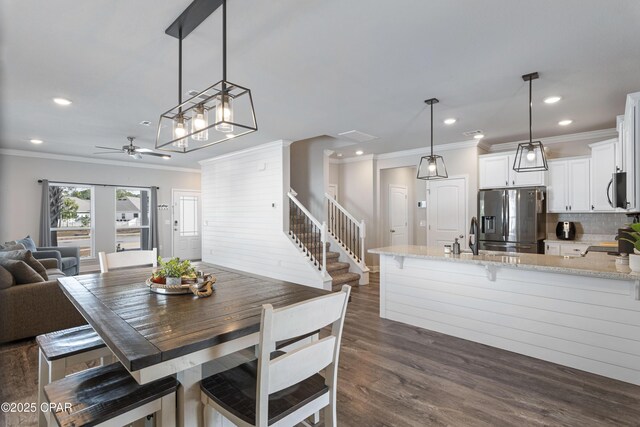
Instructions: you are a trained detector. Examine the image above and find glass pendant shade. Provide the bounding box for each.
[172,115,189,148]
[513,141,548,172]
[191,104,209,141]
[417,154,448,179]
[214,94,233,133]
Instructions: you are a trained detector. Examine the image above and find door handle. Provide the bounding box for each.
[607,178,614,208]
[390,229,395,233]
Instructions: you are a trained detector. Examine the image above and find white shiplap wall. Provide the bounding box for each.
[200,141,327,289]
[379,255,640,385]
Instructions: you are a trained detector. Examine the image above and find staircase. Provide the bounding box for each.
[288,192,363,291]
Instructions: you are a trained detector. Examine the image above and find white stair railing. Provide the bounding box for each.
[325,193,366,266]
[287,191,327,276]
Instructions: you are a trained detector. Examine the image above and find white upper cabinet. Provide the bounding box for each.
[546,157,590,213]
[479,155,510,188]
[508,154,545,187]
[568,158,591,212]
[589,139,617,212]
[479,153,545,189]
[547,161,568,212]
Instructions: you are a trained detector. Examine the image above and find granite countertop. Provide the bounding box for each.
[369,245,638,281]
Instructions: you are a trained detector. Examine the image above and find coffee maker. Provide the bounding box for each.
[556,221,576,240]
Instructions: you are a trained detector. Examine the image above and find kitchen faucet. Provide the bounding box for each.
[469,216,479,255]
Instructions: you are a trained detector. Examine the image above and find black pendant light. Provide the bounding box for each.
[156,0,257,153]
[417,98,448,180]
[513,72,548,172]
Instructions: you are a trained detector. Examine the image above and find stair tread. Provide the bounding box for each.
[326,262,350,272]
[331,272,360,286]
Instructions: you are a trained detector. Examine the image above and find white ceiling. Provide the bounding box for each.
[2,0,640,167]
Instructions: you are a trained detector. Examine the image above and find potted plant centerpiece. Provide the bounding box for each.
[153,257,197,286]
[619,223,640,273]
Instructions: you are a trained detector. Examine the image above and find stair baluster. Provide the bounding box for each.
[325,194,366,267]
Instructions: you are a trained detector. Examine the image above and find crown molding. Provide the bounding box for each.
[0,148,201,173]
[334,153,375,164]
[374,139,480,161]
[487,128,617,152]
[199,140,291,164]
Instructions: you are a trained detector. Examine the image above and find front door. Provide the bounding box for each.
[427,177,467,249]
[388,185,408,245]
[172,190,201,260]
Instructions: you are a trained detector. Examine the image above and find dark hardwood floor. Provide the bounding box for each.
[2,273,640,426]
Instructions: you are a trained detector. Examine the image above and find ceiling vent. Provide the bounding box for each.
[337,130,379,143]
[462,130,484,137]
[187,89,210,101]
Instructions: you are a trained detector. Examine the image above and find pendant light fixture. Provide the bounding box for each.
[417,98,448,180]
[156,0,257,153]
[513,72,548,172]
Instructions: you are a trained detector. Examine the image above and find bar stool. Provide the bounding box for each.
[44,362,178,427]
[37,325,114,426]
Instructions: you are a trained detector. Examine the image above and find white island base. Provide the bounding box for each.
[371,246,640,386]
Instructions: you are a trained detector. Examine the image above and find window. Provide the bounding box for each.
[49,184,94,258]
[115,188,151,252]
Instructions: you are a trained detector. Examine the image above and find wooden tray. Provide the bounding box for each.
[146,277,208,295]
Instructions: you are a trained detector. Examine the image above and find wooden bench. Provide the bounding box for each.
[44,362,178,427]
[37,325,114,426]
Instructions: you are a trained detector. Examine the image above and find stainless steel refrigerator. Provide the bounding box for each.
[478,187,546,254]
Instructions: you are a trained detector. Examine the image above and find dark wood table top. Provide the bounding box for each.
[58,262,328,371]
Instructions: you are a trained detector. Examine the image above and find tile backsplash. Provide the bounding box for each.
[546,212,629,238]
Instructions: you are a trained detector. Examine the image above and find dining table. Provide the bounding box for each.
[57,262,328,427]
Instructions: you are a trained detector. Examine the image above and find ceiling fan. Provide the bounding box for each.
[95,137,171,160]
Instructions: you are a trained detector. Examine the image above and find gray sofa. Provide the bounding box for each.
[0,258,86,344]
[33,246,80,276]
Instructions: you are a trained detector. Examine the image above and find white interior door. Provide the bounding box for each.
[388,185,408,246]
[427,178,467,249]
[327,184,338,201]
[172,190,201,260]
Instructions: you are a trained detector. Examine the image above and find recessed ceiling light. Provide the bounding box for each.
[336,153,343,157]
[355,150,364,155]
[558,119,573,126]
[473,134,485,139]
[443,118,456,125]
[162,155,171,160]
[139,120,151,126]
[53,97,72,106]
[544,96,562,104]
[29,139,43,144]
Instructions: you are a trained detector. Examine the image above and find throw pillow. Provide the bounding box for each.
[16,235,37,252]
[0,259,45,285]
[0,265,15,290]
[0,250,48,280]
[0,243,26,252]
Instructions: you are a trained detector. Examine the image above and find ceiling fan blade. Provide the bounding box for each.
[143,152,171,158]
[94,146,123,151]
[135,148,153,153]
[129,153,143,160]
[93,151,122,155]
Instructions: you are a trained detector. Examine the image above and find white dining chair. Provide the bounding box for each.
[200,285,351,427]
[98,248,157,273]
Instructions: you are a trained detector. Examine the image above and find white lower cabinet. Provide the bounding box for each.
[545,157,590,213]
[545,241,590,257]
[545,242,560,255]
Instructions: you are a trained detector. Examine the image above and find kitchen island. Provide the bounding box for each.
[369,245,640,385]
